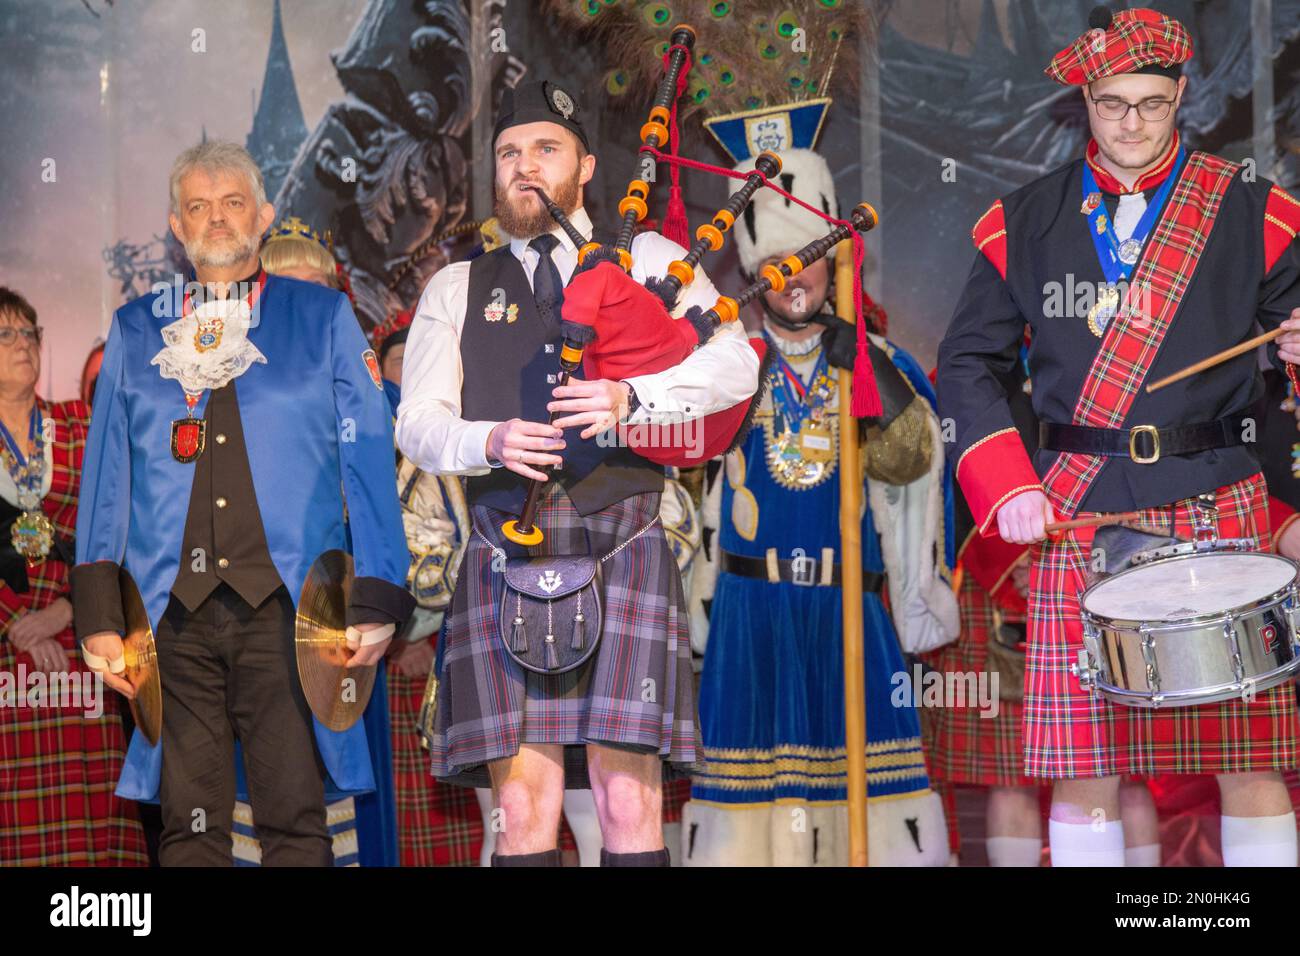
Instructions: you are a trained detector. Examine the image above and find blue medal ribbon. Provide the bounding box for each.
[767,336,830,436]
[1081,147,1184,286]
[0,405,39,473]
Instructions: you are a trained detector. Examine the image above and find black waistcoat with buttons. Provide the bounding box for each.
[170,379,284,611]
[460,245,663,516]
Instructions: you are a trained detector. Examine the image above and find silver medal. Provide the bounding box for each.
[1118,238,1142,265]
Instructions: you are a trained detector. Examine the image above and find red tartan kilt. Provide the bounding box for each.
[923,574,1036,788]
[1025,473,1300,778]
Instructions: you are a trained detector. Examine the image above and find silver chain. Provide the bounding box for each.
[472,514,661,564]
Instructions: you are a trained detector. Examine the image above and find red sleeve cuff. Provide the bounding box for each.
[1270,496,1299,552]
[955,428,1043,538]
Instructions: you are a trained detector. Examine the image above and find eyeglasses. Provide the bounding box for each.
[1087,91,1176,122]
[0,326,42,347]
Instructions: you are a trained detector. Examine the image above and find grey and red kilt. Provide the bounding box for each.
[430,486,700,788]
[0,399,147,866]
[1025,473,1300,778]
[924,574,1035,789]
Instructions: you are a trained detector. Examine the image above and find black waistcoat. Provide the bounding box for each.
[459,246,663,515]
[170,380,284,611]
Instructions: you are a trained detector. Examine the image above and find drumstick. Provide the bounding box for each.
[1145,327,1283,394]
[1045,512,1141,534]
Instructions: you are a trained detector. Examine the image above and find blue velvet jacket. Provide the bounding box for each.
[75,274,410,800]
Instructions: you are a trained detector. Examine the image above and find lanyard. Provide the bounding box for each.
[0,405,38,472]
[1081,147,1184,285]
[768,337,830,431]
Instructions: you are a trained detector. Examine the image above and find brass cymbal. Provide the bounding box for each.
[295,549,376,732]
[119,567,163,746]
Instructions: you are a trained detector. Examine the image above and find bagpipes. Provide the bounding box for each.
[502,22,881,547]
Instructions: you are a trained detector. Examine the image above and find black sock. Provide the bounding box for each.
[491,849,562,867]
[599,848,670,867]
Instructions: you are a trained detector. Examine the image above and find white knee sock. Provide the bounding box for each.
[1220,813,1297,867]
[1124,843,1161,867]
[1049,819,1126,867]
[986,836,1042,867]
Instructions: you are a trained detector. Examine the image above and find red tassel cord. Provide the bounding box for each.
[658,45,692,249]
[639,144,884,416]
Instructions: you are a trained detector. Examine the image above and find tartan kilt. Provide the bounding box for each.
[430,486,701,789]
[0,399,147,866]
[1,623,148,867]
[922,574,1034,788]
[388,663,485,865]
[1025,472,1300,778]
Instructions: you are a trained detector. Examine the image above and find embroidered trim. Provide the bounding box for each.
[1265,212,1298,239]
[955,427,1017,475]
[1270,186,1300,211]
[976,228,1007,253]
[971,201,1003,236]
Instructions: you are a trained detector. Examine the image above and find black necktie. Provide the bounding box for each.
[529,234,564,329]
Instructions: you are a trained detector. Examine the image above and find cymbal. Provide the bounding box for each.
[119,568,163,746]
[295,549,376,732]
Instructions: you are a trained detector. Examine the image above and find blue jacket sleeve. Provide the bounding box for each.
[330,296,416,627]
[71,312,132,640]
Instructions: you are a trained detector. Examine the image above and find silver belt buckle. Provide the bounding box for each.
[790,548,817,587]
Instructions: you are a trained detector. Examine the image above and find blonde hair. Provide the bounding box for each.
[260,233,339,286]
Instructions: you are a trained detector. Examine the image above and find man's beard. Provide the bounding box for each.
[184,229,260,270]
[494,165,583,239]
[761,286,829,329]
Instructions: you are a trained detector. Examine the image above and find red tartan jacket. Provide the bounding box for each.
[938,133,1300,535]
[0,399,89,640]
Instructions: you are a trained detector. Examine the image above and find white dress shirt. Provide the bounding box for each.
[396,206,760,475]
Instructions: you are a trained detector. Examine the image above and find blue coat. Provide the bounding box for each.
[76,274,409,801]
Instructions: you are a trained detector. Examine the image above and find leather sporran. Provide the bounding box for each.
[987,609,1027,702]
[498,555,604,675]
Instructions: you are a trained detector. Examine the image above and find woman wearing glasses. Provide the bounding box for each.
[0,286,147,865]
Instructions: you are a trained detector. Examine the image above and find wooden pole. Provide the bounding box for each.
[1145,326,1282,394]
[836,239,869,867]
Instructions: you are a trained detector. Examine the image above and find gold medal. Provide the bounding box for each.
[1087,285,1122,337]
[798,421,835,464]
[12,509,54,564]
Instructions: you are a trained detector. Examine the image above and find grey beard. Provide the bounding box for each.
[185,233,260,270]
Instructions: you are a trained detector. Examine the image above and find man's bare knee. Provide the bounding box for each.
[1052,775,1121,823]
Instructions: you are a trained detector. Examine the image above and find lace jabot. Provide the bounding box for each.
[151,296,267,396]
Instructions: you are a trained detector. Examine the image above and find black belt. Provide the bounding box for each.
[720,550,885,591]
[1039,414,1248,465]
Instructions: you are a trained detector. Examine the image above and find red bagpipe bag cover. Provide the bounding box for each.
[561,260,765,467]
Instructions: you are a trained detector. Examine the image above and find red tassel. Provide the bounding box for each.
[661,46,693,249]
[664,185,690,249]
[848,235,883,418]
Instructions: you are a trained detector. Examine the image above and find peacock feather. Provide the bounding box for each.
[544,0,880,120]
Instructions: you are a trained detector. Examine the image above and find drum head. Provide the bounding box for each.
[1083,551,1297,624]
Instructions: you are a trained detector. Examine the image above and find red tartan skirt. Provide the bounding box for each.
[0,627,147,866]
[924,574,1036,789]
[1025,473,1300,778]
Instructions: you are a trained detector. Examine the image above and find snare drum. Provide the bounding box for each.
[1075,551,1300,708]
